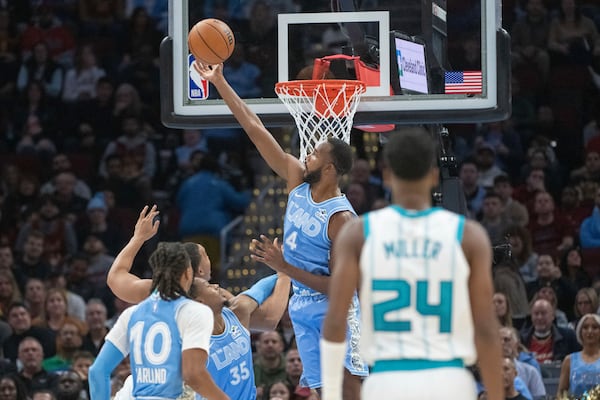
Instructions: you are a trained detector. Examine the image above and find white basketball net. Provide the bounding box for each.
[275,80,366,162]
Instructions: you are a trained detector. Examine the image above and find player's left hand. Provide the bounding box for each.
[250,235,285,272]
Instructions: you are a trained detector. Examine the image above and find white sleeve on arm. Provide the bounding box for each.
[177,302,214,351]
[105,306,136,355]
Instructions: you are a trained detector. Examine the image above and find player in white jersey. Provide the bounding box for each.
[88,217,229,399]
[321,127,503,400]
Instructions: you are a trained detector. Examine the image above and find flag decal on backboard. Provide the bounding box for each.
[444,71,482,94]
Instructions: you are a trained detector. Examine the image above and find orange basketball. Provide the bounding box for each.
[188,18,235,65]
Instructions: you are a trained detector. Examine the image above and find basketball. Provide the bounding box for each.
[188,18,235,65]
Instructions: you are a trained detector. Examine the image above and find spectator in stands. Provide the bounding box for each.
[477,121,524,178]
[12,230,52,289]
[511,0,552,83]
[559,246,591,290]
[266,380,295,400]
[80,234,115,286]
[527,253,577,320]
[580,186,600,249]
[40,153,92,200]
[44,275,86,323]
[493,175,529,227]
[2,173,41,230]
[494,260,531,329]
[3,303,56,362]
[513,168,546,216]
[571,150,600,184]
[254,330,287,400]
[42,317,87,373]
[530,286,570,328]
[120,6,162,70]
[285,348,303,390]
[17,337,59,397]
[33,288,72,334]
[459,158,487,218]
[521,298,580,364]
[557,314,600,397]
[527,191,574,255]
[0,9,20,108]
[73,76,115,146]
[559,185,591,237]
[475,141,507,189]
[13,80,59,154]
[32,390,56,400]
[19,4,76,67]
[349,158,385,211]
[547,0,600,66]
[54,368,85,400]
[62,43,106,104]
[65,253,95,301]
[0,269,22,318]
[174,130,207,173]
[502,357,529,400]
[51,171,89,221]
[72,350,94,399]
[176,153,250,278]
[15,195,78,269]
[99,112,157,180]
[24,278,46,321]
[481,192,511,245]
[568,287,600,330]
[81,298,107,356]
[494,292,514,327]
[16,42,63,99]
[343,182,370,216]
[507,225,539,284]
[0,245,17,276]
[77,193,124,257]
[110,83,153,135]
[0,372,31,400]
[500,327,546,398]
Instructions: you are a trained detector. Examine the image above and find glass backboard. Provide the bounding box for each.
[161,0,510,128]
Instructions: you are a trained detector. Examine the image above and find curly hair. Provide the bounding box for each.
[149,242,192,300]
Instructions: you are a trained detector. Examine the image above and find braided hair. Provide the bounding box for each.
[149,242,192,300]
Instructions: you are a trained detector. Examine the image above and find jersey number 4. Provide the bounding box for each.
[372,280,452,333]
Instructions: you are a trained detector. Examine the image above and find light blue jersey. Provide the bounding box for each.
[128,294,191,399]
[283,182,355,292]
[197,307,255,400]
[283,182,367,388]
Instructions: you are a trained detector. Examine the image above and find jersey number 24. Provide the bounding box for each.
[372,280,452,333]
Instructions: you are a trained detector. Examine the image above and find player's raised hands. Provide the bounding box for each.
[132,205,160,242]
[193,61,223,82]
[250,235,285,272]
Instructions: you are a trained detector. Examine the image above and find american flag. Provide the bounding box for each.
[444,71,482,94]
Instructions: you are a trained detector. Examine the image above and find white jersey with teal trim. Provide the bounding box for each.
[359,205,476,366]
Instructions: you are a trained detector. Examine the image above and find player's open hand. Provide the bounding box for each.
[250,235,285,272]
[193,61,223,82]
[133,205,160,242]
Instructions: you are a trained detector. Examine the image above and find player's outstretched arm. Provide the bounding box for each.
[89,341,126,400]
[242,273,291,331]
[463,220,503,400]
[194,62,303,185]
[106,205,156,303]
[321,218,363,400]
[250,235,331,294]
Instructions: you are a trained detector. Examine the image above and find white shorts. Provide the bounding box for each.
[361,367,477,400]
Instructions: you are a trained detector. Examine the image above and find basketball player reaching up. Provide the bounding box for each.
[196,62,368,399]
[88,239,229,400]
[102,205,291,400]
[321,127,503,400]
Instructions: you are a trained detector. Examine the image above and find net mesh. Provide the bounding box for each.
[275,80,366,161]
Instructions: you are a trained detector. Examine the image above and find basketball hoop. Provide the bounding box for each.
[275,79,366,161]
